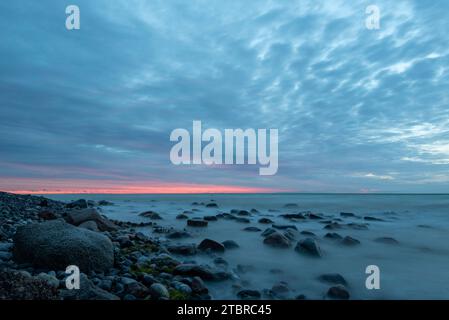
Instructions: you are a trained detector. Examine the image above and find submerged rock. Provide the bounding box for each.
[341,236,360,246]
[173,264,230,281]
[198,239,225,253]
[167,231,192,239]
[324,232,343,240]
[176,214,188,220]
[167,244,197,256]
[187,219,208,227]
[374,237,399,245]
[258,218,273,224]
[318,273,347,286]
[139,211,162,220]
[340,212,356,218]
[295,238,322,257]
[263,232,291,248]
[327,285,350,300]
[243,227,261,232]
[222,240,239,249]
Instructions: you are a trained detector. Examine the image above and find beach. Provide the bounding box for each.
[2,192,449,300]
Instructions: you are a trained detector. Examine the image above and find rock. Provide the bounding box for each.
[306,213,323,220]
[187,219,208,227]
[177,264,230,281]
[36,273,59,289]
[243,227,261,232]
[149,283,170,299]
[198,239,225,253]
[171,280,192,294]
[116,235,133,248]
[280,213,306,220]
[236,264,255,274]
[324,222,343,230]
[295,294,307,300]
[66,208,118,231]
[263,232,291,248]
[261,228,277,237]
[98,200,114,206]
[0,269,59,300]
[341,236,360,246]
[203,215,218,221]
[167,244,197,256]
[340,212,355,217]
[167,231,192,239]
[60,274,119,300]
[123,294,136,300]
[374,237,399,245]
[364,216,384,222]
[327,285,350,300]
[324,232,343,240]
[318,273,347,286]
[272,281,289,296]
[191,276,208,294]
[0,251,12,260]
[139,211,162,220]
[122,278,150,298]
[222,240,239,249]
[347,222,369,230]
[176,214,188,220]
[213,257,228,267]
[38,210,58,220]
[258,218,273,224]
[66,199,89,209]
[237,290,261,300]
[251,208,259,213]
[0,243,13,252]
[295,238,322,257]
[237,210,250,216]
[284,203,298,208]
[300,231,316,236]
[13,220,114,272]
[206,203,218,208]
[272,224,298,231]
[78,220,99,232]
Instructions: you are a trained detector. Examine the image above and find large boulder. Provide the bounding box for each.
[66,208,118,232]
[295,238,322,257]
[13,220,114,272]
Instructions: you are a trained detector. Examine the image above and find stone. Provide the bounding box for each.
[284,203,298,208]
[235,217,250,223]
[327,285,350,300]
[261,228,277,237]
[167,244,197,256]
[280,213,306,220]
[139,211,162,220]
[340,212,355,217]
[66,208,118,231]
[258,218,273,224]
[263,232,291,248]
[341,236,360,246]
[191,276,208,294]
[36,273,60,289]
[295,238,322,257]
[66,199,88,209]
[318,273,347,286]
[187,219,208,227]
[203,215,218,221]
[149,283,170,299]
[176,214,188,220]
[364,216,384,222]
[13,220,114,272]
[237,290,261,300]
[243,227,261,232]
[167,231,192,239]
[206,203,218,208]
[324,232,343,240]
[60,274,119,300]
[198,239,225,253]
[237,210,250,216]
[38,210,58,220]
[78,220,99,232]
[300,231,316,236]
[272,224,298,231]
[173,264,230,281]
[222,240,239,249]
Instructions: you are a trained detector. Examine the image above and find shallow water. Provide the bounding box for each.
[47,193,449,299]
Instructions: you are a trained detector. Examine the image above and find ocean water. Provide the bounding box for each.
[47,193,449,300]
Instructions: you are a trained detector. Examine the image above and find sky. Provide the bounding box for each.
[0,0,448,194]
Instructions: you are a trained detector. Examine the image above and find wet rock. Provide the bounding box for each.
[263,232,291,248]
[237,290,261,300]
[280,213,306,220]
[272,281,289,296]
[347,222,369,230]
[66,208,118,231]
[123,278,150,298]
[78,220,99,232]
[98,200,114,206]
[167,231,192,239]
[272,224,298,231]
[243,227,261,232]
[318,273,347,286]
[171,280,192,295]
[295,294,307,300]
[206,203,218,208]
[261,228,277,237]
[250,209,259,213]
[324,232,343,240]
[198,239,225,253]
[0,269,59,300]
[235,217,251,223]
[176,214,188,220]
[306,213,323,220]
[236,264,255,274]
[324,222,343,230]
[341,236,360,246]
[364,216,384,222]
[167,244,197,256]
[237,210,250,216]
[66,199,89,209]
[173,264,230,281]
[340,212,355,217]
[374,237,399,245]
[300,231,316,236]
[149,283,170,299]
[191,276,208,294]
[258,218,273,224]
[203,215,218,221]
[13,220,114,272]
[327,285,350,300]
[139,211,162,220]
[222,240,239,249]
[295,238,322,257]
[0,243,13,252]
[213,257,228,267]
[187,219,208,227]
[284,203,298,208]
[38,210,58,220]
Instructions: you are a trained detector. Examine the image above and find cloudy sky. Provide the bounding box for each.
[0,0,448,193]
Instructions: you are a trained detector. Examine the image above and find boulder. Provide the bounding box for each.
[38,210,58,220]
[263,232,291,248]
[66,208,118,232]
[187,219,208,227]
[78,220,99,232]
[198,239,225,253]
[341,236,360,246]
[66,199,89,209]
[258,218,273,224]
[295,238,322,257]
[222,240,239,249]
[138,211,162,220]
[13,220,114,272]
[327,285,350,300]
[167,244,197,256]
[243,227,261,232]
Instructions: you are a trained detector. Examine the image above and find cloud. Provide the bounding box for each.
[0,0,448,193]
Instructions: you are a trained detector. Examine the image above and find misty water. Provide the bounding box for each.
[48,193,449,299]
